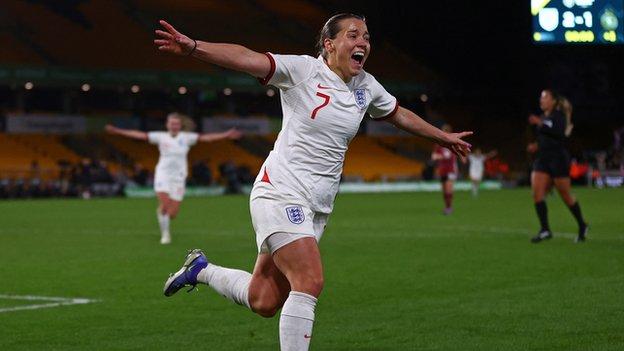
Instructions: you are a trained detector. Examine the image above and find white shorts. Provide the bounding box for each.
[469,172,483,182]
[154,171,186,201]
[441,172,457,181]
[250,183,329,254]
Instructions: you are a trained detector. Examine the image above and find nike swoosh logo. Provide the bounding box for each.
[317,83,331,89]
[304,334,312,339]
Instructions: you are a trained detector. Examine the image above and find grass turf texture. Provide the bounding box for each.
[0,188,623,350]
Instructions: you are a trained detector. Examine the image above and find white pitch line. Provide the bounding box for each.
[0,294,98,313]
[0,294,73,301]
[437,225,578,239]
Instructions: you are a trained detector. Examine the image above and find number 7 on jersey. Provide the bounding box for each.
[311,92,330,119]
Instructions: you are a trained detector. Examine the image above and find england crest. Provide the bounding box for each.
[354,89,367,109]
[285,206,305,224]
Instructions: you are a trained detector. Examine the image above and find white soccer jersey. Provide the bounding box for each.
[468,154,486,179]
[257,53,398,214]
[148,131,199,179]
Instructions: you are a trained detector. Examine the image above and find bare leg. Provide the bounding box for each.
[167,199,182,219]
[248,254,291,317]
[471,178,479,197]
[272,237,323,351]
[531,171,550,204]
[442,180,454,214]
[272,237,323,297]
[552,177,576,206]
[156,192,170,214]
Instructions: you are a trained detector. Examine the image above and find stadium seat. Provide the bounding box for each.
[344,136,425,181]
[0,134,65,180]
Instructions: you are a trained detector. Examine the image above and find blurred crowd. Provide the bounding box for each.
[0,158,255,199]
[0,159,125,199]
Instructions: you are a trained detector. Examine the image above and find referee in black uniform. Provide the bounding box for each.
[527,89,588,243]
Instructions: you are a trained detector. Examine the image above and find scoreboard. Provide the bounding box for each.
[532,0,624,44]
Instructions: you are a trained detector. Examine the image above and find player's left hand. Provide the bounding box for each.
[441,131,473,157]
[226,128,243,140]
[154,20,195,56]
[528,114,542,126]
[104,124,117,134]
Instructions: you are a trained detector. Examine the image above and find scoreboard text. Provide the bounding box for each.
[532,0,624,44]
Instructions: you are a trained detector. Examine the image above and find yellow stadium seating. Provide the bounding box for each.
[0,134,72,179]
[344,136,424,181]
[105,135,160,171]
[105,134,263,181]
[189,139,264,180]
[262,134,425,181]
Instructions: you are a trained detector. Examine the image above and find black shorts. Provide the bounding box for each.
[533,153,570,178]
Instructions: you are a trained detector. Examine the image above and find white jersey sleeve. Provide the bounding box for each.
[148,131,166,145]
[259,53,316,90]
[366,76,398,120]
[182,132,199,146]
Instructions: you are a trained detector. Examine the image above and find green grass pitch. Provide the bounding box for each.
[1,188,623,350]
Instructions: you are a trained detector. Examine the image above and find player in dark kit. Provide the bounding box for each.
[527,89,588,243]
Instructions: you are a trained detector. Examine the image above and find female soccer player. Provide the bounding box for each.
[431,124,462,214]
[156,14,472,350]
[105,113,241,244]
[527,89,588,243]
[468,148,497,197]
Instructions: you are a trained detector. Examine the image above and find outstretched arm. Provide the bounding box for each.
[198,128,243,143]
[485,150,498,159]
[387,107,472,157]
[105,124,148,141]
[154,20,271,79]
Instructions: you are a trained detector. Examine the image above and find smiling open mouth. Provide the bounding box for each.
[351,52,364,64]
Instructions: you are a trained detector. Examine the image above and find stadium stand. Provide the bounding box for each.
[188,139,263,180]
[377,136,435,159]
[0,31,46,65]
[0,1,469,198]
[261,133,426,181]
[10,134,81,163]
[0,0,433,80]
[103,134,264,182]
[104,134,160,171]
[0,133,80,179]
[344,136,425,181]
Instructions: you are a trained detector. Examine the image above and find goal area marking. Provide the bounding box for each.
[0,294,99,313]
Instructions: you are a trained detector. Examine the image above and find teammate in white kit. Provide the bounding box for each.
[467,148,497,197]
[156,14,472,350]
[105,113,241,244]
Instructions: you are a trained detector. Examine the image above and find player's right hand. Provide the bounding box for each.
[154,20,195,56]
[226,128,243,140]
[104,124,117,134]
[527,142,538,153]
[528,114,542,126]
[441,131,473,158]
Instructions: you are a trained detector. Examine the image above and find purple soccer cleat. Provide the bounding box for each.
[163,249,208,297]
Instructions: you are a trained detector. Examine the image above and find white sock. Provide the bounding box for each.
[472,182,478,197]
[156,209,170,237]
[279,291,317,351]
[197,264,251,309]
